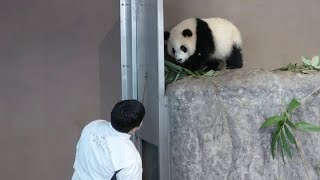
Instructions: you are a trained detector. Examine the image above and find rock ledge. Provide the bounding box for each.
[167,69,320,180]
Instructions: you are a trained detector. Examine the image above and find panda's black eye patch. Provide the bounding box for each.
[172,48,176,54]
[182,29,193,37]
[180,45,187,53]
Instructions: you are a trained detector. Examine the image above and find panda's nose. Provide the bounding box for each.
[178,58,182,62]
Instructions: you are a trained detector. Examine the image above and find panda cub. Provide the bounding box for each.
[164,17,243,71]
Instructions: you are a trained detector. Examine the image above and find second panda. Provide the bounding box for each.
[164,17,243,71]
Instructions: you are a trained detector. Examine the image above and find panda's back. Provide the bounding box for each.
[202,18,242,59]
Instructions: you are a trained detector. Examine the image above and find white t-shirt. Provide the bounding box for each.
[72,120,142,180]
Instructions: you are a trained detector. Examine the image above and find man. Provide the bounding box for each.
[72,100,145,180]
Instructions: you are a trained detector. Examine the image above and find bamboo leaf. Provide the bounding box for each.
[183,68,194,75]
[288,63,295,70]
[302,57,311,65]
[174,71,181,82]
[274,64,290,71]
[165,60,183,71]
[203,70,215,77]
[274,55,320,73]
[295,121,320,132]
[284,125,298,149]
[278,137,286,163]
[271,126,281,159]
[311,56,320,66]
[285,119,296,129]
[287,98,301,113]
[195,71,201,76]
[280,129,292,158]
[271,134,278,158]
[260,115,285,130]
[195,70,205,75]
[164,65,169,72]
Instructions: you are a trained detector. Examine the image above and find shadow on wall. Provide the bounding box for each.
[99,19,122,120]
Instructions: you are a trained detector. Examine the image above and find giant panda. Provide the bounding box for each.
[164,17,243,71]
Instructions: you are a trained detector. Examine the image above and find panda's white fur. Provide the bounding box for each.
[166,17,243,71]
[204,18,242,59]
[167,19,196,63]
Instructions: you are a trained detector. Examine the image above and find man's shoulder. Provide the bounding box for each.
[79,120,111,138]
[83,119,108,129]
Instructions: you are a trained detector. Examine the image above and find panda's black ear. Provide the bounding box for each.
[164,31,170,41]
[182,29,192,37]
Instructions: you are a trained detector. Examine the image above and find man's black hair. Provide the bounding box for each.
[111,99,145,133]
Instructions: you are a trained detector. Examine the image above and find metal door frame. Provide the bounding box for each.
[120,0,169,179]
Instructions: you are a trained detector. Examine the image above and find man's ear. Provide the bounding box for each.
[128,126,140,135]
[164,31,170,41]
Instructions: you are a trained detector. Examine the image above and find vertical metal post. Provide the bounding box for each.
[120,0,141,154]
[120,0,169,179]
[130,0,137,99]
[156,0,170,179]
[120,0,138,100]
[120,0,132,100]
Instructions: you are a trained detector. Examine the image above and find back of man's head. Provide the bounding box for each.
[111,100,145,133]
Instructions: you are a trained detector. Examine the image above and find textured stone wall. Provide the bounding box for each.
[167,69,320,180]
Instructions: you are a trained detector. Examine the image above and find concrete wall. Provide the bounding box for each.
[100,19,122,120]
[0,0,120,179]
[164,0,320,69]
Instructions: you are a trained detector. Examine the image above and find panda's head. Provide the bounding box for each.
[164,18,197,64]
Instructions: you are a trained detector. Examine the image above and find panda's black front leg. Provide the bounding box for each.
[183,56,207,71]
[205,58,225,71]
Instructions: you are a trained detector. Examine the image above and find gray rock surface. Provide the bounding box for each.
[166,69,320,180]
